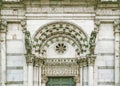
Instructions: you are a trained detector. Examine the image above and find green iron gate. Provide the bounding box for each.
[47,77,76,86]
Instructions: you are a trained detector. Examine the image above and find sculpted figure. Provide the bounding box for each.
[24,30,32,54]
[89,30,97,54]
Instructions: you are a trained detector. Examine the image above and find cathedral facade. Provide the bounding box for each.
[0,0,120,86]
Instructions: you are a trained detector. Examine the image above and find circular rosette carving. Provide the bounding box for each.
[55,43,67,54]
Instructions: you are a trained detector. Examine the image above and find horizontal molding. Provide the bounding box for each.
[7,39,23,41]
[98,38,114,41]
[6,81,23,84]
[98,82,115,85]
[7,53,25,56]
[98,66,114,69]
[7,66,23,70]
[97,53,114,56]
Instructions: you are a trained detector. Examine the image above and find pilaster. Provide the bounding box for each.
[25,54,34,86]
[87,54,96,86]
[0,19,7,86]
[114,20,120,86]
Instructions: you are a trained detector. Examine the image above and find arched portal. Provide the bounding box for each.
[25,21,96,86]
[33,22,88,58]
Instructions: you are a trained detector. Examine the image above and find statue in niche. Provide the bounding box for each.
[24,30,32,54]
[89,30,97,54]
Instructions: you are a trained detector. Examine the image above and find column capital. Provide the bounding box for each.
[94,19,100,32]
[114,20,120,33]
[87,54,96,66]
[25,54,34,64]
[0,19,7,33]
[21,19,27,33]
[34,58,45,67]
[77,58,88,67]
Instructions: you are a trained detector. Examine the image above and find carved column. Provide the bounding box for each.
[34,58,39,86]
[0,20,7,86]
[87,55,96,86]
[39,58,45,86]
[114,20,120,86]
[79,59,83,86]
[25,54,34,86]
[77,58,87,86]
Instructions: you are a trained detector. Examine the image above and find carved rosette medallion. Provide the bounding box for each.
[55,43,67,54]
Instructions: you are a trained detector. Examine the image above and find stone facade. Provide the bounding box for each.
[0,0,120,86]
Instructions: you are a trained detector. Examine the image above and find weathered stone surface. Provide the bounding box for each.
[0,0,120,86]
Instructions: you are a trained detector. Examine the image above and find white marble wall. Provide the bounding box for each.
[6,23,25,86]
[95,23,115,86]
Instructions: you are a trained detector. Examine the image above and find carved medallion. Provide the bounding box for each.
[55,43,67,54]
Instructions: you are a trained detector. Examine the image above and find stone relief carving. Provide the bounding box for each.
[89,20,100,55]
[25,54,34,63]
[0,19,7,32]
[89,30,97,54]
[24,30,32,54]
[33,22,88,57]
[21,20,34,63]
[55,43,67,54]
[114,20,120,32]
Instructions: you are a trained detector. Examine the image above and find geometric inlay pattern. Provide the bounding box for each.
[33,22,88,57]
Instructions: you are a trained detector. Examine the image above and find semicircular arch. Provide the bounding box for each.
[33,21,88,58]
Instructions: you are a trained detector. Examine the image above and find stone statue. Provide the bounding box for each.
[89,30,97,54]
[24,30,32,54]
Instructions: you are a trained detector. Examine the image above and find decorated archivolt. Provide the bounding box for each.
[33,22,88,58]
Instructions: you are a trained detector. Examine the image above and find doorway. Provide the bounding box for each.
[46,77,76,86]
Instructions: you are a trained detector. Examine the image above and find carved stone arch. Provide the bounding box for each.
[33,21,88,58]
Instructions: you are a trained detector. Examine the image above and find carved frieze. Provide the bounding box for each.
[42,65,79,77]
[96,9,120,16]
[26,7,94,13]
